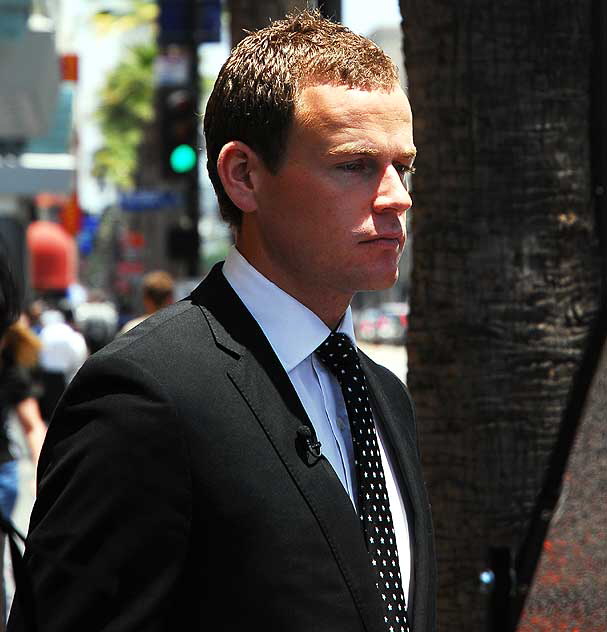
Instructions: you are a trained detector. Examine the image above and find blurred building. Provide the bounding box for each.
[0,0,76,295]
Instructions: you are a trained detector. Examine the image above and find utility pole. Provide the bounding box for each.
[183,0,200,278]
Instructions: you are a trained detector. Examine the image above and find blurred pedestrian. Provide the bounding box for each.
[74,290,118,353]
[0,247,46,626]
[120,270,174,334]
[0,319,46,497]
[23,301,43,336]
[37,300,87,421]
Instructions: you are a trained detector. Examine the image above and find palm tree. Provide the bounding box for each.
[93,42,156,189]
[399,1,602,630]
[93,0,158,35]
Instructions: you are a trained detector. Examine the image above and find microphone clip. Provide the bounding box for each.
[296,425,322,465]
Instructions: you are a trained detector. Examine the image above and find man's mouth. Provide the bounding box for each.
[361,233,404,249]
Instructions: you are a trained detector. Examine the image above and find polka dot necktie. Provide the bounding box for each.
[315,332,410,632]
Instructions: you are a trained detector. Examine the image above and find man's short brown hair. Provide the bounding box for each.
[203,9,400,228]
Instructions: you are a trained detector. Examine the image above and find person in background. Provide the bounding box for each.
[0,318,47,503]
[23,301,44,336]
[37,300,88,422]
[119,270,174,334]
[0,251,45,504]
[74,290,119,353]
[0,248,46,625]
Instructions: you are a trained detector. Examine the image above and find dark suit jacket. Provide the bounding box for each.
[9,264,436,632]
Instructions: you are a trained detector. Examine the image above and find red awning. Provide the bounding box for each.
[27,220,77,292]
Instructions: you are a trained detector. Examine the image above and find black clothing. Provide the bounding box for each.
[9,264,437,632]
[0,349,33,465]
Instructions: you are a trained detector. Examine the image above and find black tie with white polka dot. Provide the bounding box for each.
[315,332,410,632]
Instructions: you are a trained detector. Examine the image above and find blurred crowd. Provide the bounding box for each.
[1,270,173,497]
[9,269,175,427]
[0,262,175,621]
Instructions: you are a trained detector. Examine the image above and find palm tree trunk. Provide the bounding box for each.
[400,1,600,629]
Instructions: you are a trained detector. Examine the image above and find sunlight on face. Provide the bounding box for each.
[240,83,415,324]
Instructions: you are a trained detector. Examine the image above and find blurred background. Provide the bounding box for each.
[0,1,605,631]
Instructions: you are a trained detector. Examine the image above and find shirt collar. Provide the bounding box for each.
[222,246,356,373]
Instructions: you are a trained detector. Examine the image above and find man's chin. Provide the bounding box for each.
[360,268,400,292]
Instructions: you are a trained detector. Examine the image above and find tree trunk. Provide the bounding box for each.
[400,1,601,630]
[228,0,311,46]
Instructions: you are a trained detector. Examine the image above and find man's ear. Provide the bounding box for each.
[217,141,261,214]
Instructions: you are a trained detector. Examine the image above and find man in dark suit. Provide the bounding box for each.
[9,10,436,632]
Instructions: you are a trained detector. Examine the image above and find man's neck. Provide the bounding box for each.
[232,241,351,329]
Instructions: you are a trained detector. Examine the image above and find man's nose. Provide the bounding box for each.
[373,165,412,214]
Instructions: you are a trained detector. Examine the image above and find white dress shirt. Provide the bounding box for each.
[222,246,411,605]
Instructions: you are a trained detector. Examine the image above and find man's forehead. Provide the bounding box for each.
[295,82,411,120]
[293,83,414,153]
[296,80,406,101]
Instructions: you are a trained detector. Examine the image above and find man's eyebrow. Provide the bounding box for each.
[326,143,417,159]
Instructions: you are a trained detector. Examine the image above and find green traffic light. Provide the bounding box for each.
[170,144,197,173]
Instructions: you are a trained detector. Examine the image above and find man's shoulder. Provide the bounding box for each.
[68,268,263,400]
[99,299,210,364]
[63,298,224,414]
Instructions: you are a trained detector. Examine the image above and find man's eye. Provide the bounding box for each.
[339,162,365,172]
[394,164,416,177]
[394,164,416,188]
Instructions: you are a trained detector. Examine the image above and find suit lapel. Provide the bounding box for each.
[191,265,386,632]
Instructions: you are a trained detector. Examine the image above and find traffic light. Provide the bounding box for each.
[159,85,198,180]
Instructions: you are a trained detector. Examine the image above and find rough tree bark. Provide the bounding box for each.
[400,1,601,630]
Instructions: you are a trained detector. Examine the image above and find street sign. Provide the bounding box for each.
[119,190,184,212]
[154,49,190,87]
